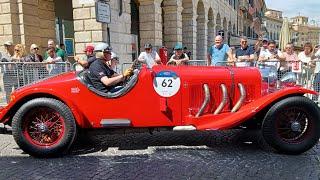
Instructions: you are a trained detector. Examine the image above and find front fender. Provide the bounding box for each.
[188,87,317,130]
[0,88,87,127]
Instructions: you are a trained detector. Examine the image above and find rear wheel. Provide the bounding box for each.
[12,98,76,157]
[262,96,320,154]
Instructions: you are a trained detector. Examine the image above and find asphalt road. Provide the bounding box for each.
[0,129,319,180]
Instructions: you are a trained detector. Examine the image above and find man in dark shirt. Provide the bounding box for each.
[88,46,133,93]
[235,36,255,67]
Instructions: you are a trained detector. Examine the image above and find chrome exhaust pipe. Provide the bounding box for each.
[231,83,246,112]
[214,84,228,115]
[195,84,210,117]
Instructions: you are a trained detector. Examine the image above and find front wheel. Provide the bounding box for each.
[12,98,77,157]
[262,96,320,154]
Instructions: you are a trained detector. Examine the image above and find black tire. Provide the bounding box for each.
[262,96,320,154]
[12,98,77,158]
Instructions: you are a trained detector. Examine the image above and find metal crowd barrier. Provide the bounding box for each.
[0,60,319,105]
[0,62,71,105]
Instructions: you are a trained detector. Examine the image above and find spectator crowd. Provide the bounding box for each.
[1,35,320,101]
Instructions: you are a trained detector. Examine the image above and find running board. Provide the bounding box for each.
[100,119,131,127]
[173,125,196,131]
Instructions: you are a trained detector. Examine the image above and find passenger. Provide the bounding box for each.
[44,39,66,61]
[168,43,189,66]
[25,44,43,62]
[235,36,255,67]
[207,35,232,66]
[258,40,282,68]
[88,45,133,93]
[137,43,161,68]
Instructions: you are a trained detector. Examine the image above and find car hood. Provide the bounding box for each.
[14,71,77,93]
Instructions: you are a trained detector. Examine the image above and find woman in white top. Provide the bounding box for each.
[298,43,316,84]
[138,43,161,68]
[312,45,320,101]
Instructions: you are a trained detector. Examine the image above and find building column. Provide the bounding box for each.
[196,14,207,60]
[139,0,163,50]
[0,1,20,51]
[162,0,183,51]
[73,0,103,56]
[19,0,56,50]
[182,10,197,59]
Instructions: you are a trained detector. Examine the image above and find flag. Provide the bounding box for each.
[248,5,255,15]
[251,17,261,34]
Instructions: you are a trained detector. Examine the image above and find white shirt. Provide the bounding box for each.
[314,49,320,73]
[259,49,282,68]
[138,51,160,68]
[298,52,312,64]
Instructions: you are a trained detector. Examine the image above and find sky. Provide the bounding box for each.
[265,0,320,24]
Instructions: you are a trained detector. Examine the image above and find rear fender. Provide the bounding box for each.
[189,87,317,130]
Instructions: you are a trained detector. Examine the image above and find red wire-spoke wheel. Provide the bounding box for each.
[23,107,65,147]
[12,98,76,158]
[262,96,320,155]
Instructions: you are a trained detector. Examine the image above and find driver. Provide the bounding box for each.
[88,44,133,93]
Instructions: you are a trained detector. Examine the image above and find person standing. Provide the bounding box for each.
[0,41,14,102]
[235,36,255,67]
[0,41,14,62]
[312,45,320,101]
[207,35,232,66]
[12,44,27,62]
[258,40,282,68]
[298,42,316,88]
[280,43,298,71]
[138,43,161,68]
[44,47,63,76]
[25,44,43,62]
[74,44,95,69]
[168,43,189,66]
[43,39,66,61]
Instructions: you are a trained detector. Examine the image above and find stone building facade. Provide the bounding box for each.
[0,0,265,63]
[290,16,320,47]
[264,9,283,41]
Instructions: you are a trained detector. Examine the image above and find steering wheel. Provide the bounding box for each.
[121,59,142,85]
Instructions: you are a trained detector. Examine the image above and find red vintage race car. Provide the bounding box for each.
[0,63,319,157]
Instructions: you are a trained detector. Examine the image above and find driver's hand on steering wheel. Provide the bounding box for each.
[123,68,134,78]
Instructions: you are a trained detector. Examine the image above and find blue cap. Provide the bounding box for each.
[174,43,183,50]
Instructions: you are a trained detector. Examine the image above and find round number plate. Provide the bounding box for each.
[153,71,181,97]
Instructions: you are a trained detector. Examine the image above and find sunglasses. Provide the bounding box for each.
[33,47,39,50]
[145,48,151,51]
[241,41,247,43]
